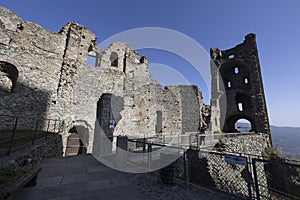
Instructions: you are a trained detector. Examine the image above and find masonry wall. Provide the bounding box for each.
[0,6,205,154]
[210,34,270,139]
[0,7,66,130]
[180,85,201,133]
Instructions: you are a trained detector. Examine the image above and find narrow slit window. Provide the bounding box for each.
[229,54,235,59]
[238,103,243,112]
[244,78,249,84]
[227,81,231,88]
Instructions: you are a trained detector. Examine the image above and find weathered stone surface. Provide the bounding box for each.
[0,6,206,154]
[210,33,271,138]
[0,134,62,168]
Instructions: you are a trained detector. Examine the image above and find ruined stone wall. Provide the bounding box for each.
[0,7,66,129]
[0,6,206,154]
[210,34,270,140]
[179,85,200,133]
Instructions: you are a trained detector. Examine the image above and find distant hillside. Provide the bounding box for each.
[236,122,300,159]
[271,125,300,160]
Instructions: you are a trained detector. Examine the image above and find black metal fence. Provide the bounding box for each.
[0,115,63,156]
[187,150,300,200]
[253,158,300,200]
[124,137,300,200]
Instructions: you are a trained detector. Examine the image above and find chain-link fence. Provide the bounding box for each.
[253,158,300,200]
[112,136,300,199]
[187,150,300,200]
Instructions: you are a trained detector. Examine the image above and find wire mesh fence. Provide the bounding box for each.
[189,150,300,200]
[253,158,300,200]
[208,152,252,198]
[122,136,300,199]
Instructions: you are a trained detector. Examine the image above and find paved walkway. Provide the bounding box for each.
[13,155,234,200]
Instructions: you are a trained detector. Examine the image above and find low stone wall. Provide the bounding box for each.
[0,134,62,167]
[220,133,271,155]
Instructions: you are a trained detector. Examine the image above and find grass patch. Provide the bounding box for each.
[0,165,32,191]
[0,130,53,150]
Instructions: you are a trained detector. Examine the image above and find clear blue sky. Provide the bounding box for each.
[1,0,299,127]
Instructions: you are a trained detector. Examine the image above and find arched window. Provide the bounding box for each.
[0,61,19,93]
[110,52,118,67]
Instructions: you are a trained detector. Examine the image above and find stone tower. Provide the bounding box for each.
[210,33,270,136]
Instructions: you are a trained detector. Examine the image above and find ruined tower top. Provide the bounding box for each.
[210,33,271,138]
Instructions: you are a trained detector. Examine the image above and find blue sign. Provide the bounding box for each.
[224,155,247,166]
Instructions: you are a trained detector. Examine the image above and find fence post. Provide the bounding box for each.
[252,159,260,200]
[245,159,253,199]
[142,136,146,153]
[185,150,189,185]
[148,143,152,170]
[116,136,128,168]
[46,119,50,132]
[32,120,39,145]
[53,120,57,134]
[7,117,18,156]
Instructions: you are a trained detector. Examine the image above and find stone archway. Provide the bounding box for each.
[0,61,19,93]
[235,118,252,133]
[225,114,256,133]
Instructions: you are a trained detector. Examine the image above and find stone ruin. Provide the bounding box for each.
[0,6,271,154]
[210,34,270,136]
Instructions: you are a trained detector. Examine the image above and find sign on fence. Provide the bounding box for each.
[224,155,247,166]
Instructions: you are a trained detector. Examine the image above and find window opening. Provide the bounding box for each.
[234,67,239,74]
[238,103,243,112]
[110,52,118,67]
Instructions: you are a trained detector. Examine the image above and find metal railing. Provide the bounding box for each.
[253,158,300,200]
[125,136,300,200]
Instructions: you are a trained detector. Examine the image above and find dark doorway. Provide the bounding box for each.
[155,110,162,133]
[95,94,124,154]
[65,127,87,156]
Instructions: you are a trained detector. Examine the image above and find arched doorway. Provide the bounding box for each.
[65,127,87,156]
[235,118,252,133]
